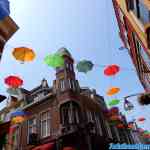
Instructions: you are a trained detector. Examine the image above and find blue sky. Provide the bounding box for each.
[0,0,149,130]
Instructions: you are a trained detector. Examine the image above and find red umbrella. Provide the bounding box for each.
[138,117,145,122]
[109,107,119,114]
[104,65,120,76]
[4,75,23,88]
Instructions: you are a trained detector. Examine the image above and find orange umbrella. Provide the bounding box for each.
[117,124,124,129]
[107,87,120,96]
[12,47,36,62]
[11,116,25,124]
[110,115,121,121]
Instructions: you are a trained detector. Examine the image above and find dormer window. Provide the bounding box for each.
[41,79,48,88]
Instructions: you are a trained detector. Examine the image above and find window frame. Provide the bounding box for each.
[40,109,51,138]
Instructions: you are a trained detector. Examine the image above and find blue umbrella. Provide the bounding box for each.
[0,0,10,20]
[11,110,26,117]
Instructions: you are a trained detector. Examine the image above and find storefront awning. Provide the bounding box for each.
[32,143,54,150]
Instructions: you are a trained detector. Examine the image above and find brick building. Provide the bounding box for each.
[112,0,150,91]
[0,48,142,150]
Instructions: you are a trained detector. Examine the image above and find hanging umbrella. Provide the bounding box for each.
[106,87,120,96]
[138,117,145,122]
[11,116,25,124]
[44,53,64,68]
[110,115,121,121]
[124,99,134,111]
[117,123,124,129]
[76,60,94,73]
[0,0,10,20]
[6,88,21,96]
[109,107,119,114]
[12,47,36,63]
[4,75,23,88]
[108,99,120,106]
[104,64,120,76]
[11,110,26,118]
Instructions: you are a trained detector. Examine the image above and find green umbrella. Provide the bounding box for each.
[44,53,64,68]
[76,60,94,73]
[6,88,21,96]
[108,99,120,106]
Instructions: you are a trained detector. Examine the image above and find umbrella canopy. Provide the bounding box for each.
[76,60,94,73]
[108,99,120,106]
[11,110,26,118]
[4,75,23,88]
[6,88,21,96]
[124,99,134,111]
[110,115,121,121]
[0,0,10,20]
[117,123,125,129]
[104,64,120,76]
[138,117,146,122]
[44,53,64,68]
[12,47,36,62]
[11,116,25,124]
[109,107,119,114]
[107,87,120,96]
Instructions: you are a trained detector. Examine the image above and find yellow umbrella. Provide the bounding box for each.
[107,87,120,96]
[11,116,25,124]
[12,47,36,62]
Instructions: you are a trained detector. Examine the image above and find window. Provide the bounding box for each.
[128,0,150,24]
[28,118,37,135]
[118,8,124,23]
[28,117,37,144]
[60,102,80,126]
[94,113,103,136]
[40,110,51,138]
[139,1,150,24]
[60,80,65,91]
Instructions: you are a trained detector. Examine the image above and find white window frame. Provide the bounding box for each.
[40,110,51,138]
[27,117,37,143]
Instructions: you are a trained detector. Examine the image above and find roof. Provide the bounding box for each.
[56,47,72,58]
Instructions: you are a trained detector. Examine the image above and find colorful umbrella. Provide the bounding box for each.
[138,117,146,122]
[124,99,134,111]
[6,88,21,96]
[12,47,36,63]
[104,64,120,76]
[109,107,119,114]
[0,0,10,20]
[4,75,23,88]
[117,123,124,129]
[44,53,64,68]
[11,110,26,118]
[11,116,25,124]
[110,115,121,121]
[107,87,120,96]
[108,99,120,106]
[76,60,94,73]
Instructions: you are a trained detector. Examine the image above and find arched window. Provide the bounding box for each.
[60,101,81,126]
